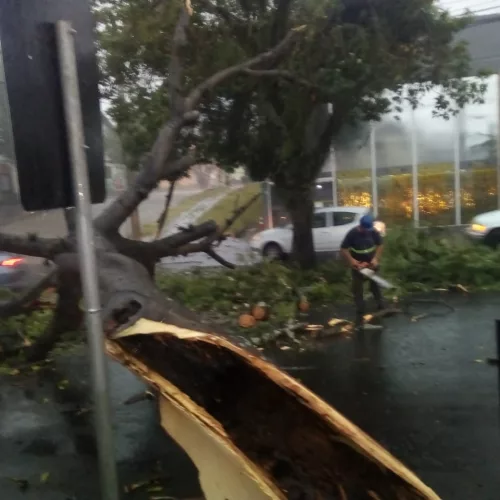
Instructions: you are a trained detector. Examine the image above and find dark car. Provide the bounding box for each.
[0,252,28,290]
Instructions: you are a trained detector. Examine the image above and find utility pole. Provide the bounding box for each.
[411,107,419,228]
[497,71,500,210]
[454,110,463,226]
[370,123,378,217]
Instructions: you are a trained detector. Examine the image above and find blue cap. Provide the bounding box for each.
[360,214,374,229]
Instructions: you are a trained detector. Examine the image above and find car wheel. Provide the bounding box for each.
[485,229,500,249]
[262,242,284,261]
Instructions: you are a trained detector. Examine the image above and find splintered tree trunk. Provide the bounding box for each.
[281,187,316,269]
[107,318,441,500]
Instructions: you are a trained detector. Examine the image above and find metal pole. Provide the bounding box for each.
[266,180,273,229]
[497,72,500,209]
[411,108,419,228]
[370,123,378,217]
[56,21,119,500]
[330,147,338,207]
[496,320,500,417]
[327,102,338,207]
[454,112,462,226]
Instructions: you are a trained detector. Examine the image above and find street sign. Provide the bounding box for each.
[0,0,105,211]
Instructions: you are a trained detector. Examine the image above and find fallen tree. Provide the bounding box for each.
[107,318,440,500]
[0,3,440,497]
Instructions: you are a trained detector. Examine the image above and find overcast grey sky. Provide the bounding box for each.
[440,0,500,16]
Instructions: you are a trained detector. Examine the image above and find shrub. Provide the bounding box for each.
[157,227,500,335]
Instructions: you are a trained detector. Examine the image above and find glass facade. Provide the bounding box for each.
[316,75,500,226]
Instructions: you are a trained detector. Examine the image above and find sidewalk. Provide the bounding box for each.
[0,347,201,499]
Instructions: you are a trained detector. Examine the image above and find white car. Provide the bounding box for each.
[465,210,500,247]
[250,206,386,259]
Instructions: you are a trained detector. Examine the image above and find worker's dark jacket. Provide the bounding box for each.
[341,227,382,263]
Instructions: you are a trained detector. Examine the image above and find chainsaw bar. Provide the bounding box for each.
[359,268,395,289]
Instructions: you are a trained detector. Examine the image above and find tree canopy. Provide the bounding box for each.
[97,0,485,266]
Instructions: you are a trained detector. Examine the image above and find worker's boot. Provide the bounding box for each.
[354,313,364,333]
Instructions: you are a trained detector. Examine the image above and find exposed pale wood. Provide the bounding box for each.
[107,318,441,500]
[106,341,283,500]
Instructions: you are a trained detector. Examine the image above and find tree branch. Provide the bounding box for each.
[162,152,198,181]
[204,248,235,269]
[184,27,305,111]
[114,191,260,266]
[0,232,68,260]
[112,221,218,262]
[155,181,176,240]
[152,191,261,258]
[97,27,303,234]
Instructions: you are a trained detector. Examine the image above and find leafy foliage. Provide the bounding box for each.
[96,0,485,266]
[384,227,500,289]
[0,309,53,341]
[157,229,500,336]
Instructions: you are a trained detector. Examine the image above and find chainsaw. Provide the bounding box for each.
[358,267,395,289]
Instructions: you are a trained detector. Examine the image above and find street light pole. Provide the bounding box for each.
[370,123,378,217]
[496,71,500,210]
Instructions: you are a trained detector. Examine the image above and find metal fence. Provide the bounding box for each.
[313,75,500,227]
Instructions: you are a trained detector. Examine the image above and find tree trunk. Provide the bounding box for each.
[107,318,441,500]
[280,186,316,269]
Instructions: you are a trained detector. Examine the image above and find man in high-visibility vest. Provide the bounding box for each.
[341,214,384,331]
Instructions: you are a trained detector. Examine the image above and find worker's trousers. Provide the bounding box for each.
[352,268,383,326]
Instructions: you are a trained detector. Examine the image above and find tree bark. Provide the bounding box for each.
[107,319,441,500]
[25,267,82,362]
[280,186,316,269]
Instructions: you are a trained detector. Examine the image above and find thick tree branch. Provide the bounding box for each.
[0,232,69,260]
[162,152,198,181]
[97,27,302,234]
[112,221,218,263]
[95,132,197,234]
[184,28,305,111]
[114,191,260,267]
[151,191,261,259]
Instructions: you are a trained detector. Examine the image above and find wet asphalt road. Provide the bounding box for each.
[277,293,500,500]
[1,293,499,499]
